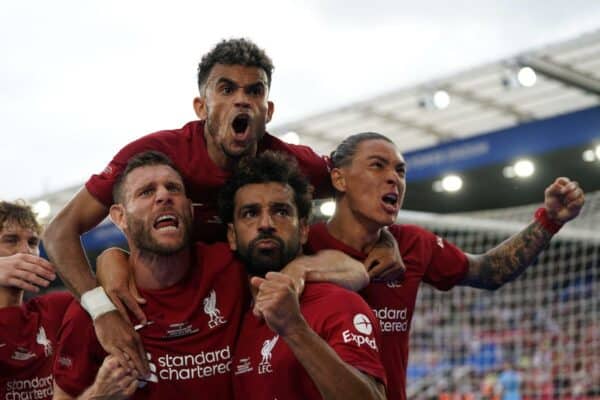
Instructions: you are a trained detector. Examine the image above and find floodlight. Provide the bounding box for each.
[319,201,336,216]
[513,159,535,178]
[582,149,595,162]
[517,67,537,87]
[433,90,450,110]
[441,175,462,192]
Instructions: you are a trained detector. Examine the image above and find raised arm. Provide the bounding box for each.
[44,187,149,376]
[461,177,585,290]
[44,187,107,297]
[251,273,386,400]
[281,250,369,293]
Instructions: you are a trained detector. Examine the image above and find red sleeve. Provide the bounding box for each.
[420,229,469,291]
[319,288,387,386]
[85,133,174,207]
[53,302,105,397]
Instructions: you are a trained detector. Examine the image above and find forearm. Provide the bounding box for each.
[44,221,97,298]
[461,220,553,290]
[302,250,369,291]
[283,325,385,400]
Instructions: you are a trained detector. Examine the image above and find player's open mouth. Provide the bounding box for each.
[153,214,179,231]
[382,193,398,206]
[232,114,250,135]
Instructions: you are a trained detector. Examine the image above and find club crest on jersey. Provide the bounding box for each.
[203,290,227,329]
[258,335,279,374]
[36,326,53,357]
[12,347,36,361]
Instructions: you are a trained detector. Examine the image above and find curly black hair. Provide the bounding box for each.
[197,38,274,93]
[218,151,312,224]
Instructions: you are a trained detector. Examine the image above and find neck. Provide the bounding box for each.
[0,286,23,308]
[326,201,384,254]
[130,247,191,290]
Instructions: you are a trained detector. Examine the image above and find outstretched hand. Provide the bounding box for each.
[544,177,585,224]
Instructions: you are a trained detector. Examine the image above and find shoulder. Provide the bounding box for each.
[122,120,200,154]
[35,291,75,313]
[302,283,370,311]
[388,223,435,241]
[261,133,325,163]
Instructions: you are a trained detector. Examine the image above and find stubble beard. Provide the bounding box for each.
[235,231,301,277]
[126,212,192,257]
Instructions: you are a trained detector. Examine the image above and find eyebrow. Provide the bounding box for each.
[215,77,267,89]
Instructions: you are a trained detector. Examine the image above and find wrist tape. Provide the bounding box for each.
[80,286,117,320]
[534,207,563,235]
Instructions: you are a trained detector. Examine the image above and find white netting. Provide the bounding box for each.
[403,191,600,399]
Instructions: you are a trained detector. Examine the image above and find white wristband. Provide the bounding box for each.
[80,286,117,320]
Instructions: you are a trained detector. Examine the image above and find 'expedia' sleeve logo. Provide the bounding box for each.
[342,313,378,350]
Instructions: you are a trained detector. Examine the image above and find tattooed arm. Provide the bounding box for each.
[460,177,585,290]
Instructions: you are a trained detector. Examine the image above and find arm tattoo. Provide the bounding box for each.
[461,221,553,290]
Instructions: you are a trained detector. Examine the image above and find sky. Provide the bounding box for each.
[2,0,600,201]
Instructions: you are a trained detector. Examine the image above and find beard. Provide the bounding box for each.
[125,211,192,257]
[235,231,301,277]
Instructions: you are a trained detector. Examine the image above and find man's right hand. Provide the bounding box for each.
[85,355,138,400]
[97,247,147,324]
[94,311,150,377]
[0,253,56,292]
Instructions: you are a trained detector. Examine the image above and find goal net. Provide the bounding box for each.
[403,191,600,399]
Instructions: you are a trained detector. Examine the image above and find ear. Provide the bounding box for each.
[193,97,207,121]
[298,218,309,246]
[226,223,237,251]
[109,204,127,231]
[330,167,347,193]
[266,100,274,123]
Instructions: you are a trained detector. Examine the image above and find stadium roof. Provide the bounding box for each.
[271,29,600,157]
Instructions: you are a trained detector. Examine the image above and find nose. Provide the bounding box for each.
[386,169,401,186]
[155,186,174,205]
[17,240,34,255]
[234,89,251,109]
[257,211,275,232]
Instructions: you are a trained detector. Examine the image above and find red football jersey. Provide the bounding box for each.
[305,223,469,400]
[54,242,248,399]
[233,283,386,399]
[0,292,74,400]
[86,120,331,243]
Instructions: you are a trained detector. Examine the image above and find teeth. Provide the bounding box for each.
[156,215,175,222]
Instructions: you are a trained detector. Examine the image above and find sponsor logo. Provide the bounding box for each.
[36,326,53,357]
[203,290,227,329]
[386,280,403,288]
[58,356,73,368]
[373,307,409,333]
[258,335,279,374]
[6,375,53,398]
[342,330,378,350]
[234,357,253,375]
[436,236,444,248]
[156,346,232,381]
[11,347,36,361]
[165,322,199,338]
[353,313,373,335]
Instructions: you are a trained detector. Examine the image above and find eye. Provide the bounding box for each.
[241,209,257,219]
[220,83,235,95]
[28,238,39,247]
[273,206,291,217]
[166,183,183,193]
[371,161,384,169]
[140,188,155,197]
[247,84,265,97]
